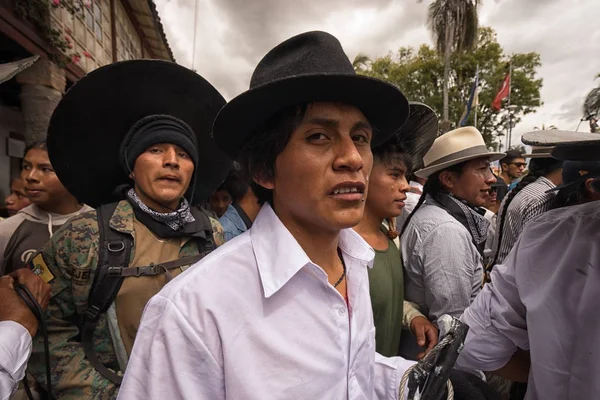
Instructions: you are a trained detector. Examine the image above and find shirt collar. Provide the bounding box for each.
[537,176,556,189]
[250,203,375,298]
[410,180,424,191]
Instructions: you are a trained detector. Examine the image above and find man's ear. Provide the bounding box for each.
[500,162,508,172]
[438,170,456,190]
[253,169,274,190]
[585,177,600,194]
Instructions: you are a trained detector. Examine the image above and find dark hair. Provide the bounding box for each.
[500,150,524,167]
[224,168,252,203]
[491,157,563,265]
[551,180,596,209]
[22,141,48,168]
[373,141,413,240]
[238,104,309,205]
[372,142,413,173]
[400,161,466,236]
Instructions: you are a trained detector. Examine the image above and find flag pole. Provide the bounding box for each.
[506,61,513,150]
[474,64,479,129]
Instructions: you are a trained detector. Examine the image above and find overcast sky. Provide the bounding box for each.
[154,0,600,148]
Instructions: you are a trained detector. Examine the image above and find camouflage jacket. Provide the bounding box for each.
[27,200,224,399]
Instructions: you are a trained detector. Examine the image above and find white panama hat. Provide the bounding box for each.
[415,126,505,178]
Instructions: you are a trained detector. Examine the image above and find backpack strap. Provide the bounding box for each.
[81,204,217,384]
[108,254,209,277]
[81,202,132,385]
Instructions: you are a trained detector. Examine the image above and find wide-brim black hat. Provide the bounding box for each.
[47,60,231,208]
[212,31,410,160]
[521,130,600,161]
[377,102,438,171]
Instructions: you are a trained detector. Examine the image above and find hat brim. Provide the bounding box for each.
[415,151,505,178]
[383,102,438,171]
[521,130,600,146]
[47,60,232,208]
[522,152,553,158]
[551,143,600,161]
[212,74,409,160]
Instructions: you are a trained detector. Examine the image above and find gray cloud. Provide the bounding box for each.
[155,0,600,142]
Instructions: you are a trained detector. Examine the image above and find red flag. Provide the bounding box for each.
[492,73,511,110]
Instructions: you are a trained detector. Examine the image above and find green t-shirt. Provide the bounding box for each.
[367,227,405,357]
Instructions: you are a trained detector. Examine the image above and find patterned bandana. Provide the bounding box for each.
[127,188,195,232]
[435,192,490,256]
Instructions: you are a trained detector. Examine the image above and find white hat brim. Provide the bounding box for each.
[522,130,600,146]
[415,151,505,178]
[522,153,552,158]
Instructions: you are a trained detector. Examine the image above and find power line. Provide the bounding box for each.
[191,0,199,71]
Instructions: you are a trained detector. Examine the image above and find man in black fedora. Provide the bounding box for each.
[25,60,230,398]
[119,31,419,399]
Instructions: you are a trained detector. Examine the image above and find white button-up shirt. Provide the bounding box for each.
[457,201,600,400]
[0,321,32,400]
[118,203,414,400]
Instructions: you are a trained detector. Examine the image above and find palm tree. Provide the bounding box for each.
[352,53,371,72]
[583,74,600,133]
[423,0,480,132]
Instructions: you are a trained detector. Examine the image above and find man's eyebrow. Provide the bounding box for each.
[351,120,373,133]
[305,118,372,133]
[306,117,339,130]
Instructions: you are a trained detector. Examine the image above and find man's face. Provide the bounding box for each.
[210,189,232,218]
[443,157,496,207]
[21,149,72,209]
[503,157,527,180]
[261,102,372,233]
[5,178,31,216]
[484,187,498,209]
[131,143,195,212]
[366,157,409,219]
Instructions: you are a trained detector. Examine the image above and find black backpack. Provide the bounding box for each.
[81,202,216,384]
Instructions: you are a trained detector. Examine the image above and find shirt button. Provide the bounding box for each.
[338,307,346,315]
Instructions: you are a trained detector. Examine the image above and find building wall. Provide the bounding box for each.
[0,106,25,200]
[49,0,144,73]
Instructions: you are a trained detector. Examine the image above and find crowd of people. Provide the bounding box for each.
[0,30,598,400]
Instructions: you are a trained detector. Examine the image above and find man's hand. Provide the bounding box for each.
[0,269,51,337]
[410,316,439,360]
[12,268,51,310]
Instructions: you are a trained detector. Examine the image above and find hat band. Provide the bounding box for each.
[426,145,489,168]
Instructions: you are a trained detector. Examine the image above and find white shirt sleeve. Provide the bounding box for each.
[0,321,32,400]
[117,295,225,400]
[373,353,416,400]
[457,235,529,372]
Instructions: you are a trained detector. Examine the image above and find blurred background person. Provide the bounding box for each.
[3,178,31,218]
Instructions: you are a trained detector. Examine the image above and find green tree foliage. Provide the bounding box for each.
[360,27,543,150]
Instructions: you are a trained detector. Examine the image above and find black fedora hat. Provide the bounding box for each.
[378,102,438,171]
[212,31,410,160]
[47,60,232,208]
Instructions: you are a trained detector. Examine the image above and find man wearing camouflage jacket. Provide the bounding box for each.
[26,60,230,399]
